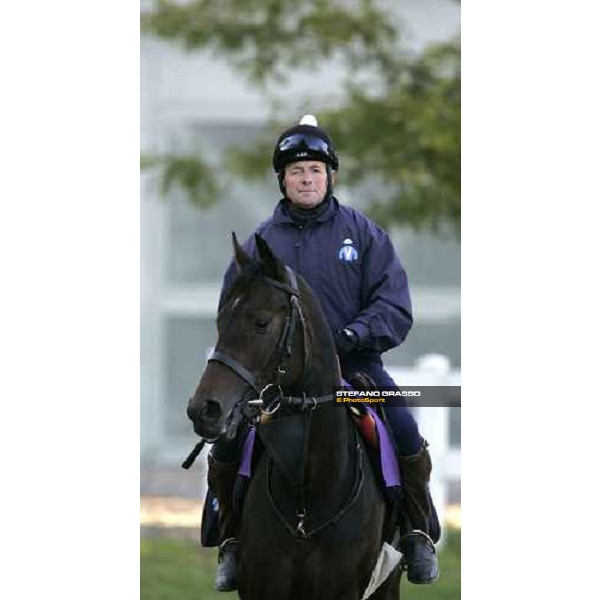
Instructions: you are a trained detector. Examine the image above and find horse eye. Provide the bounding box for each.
[255,317,271,329]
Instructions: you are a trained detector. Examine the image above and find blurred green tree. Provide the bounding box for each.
[142,0,460,234]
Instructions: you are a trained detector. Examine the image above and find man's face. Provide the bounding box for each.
[283,161,336,209]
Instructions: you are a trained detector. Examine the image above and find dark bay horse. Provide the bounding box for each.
[187,234,400,599]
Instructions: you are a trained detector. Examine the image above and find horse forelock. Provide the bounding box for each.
[221,259,284,306]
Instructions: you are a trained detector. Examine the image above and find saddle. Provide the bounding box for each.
[344,372,401,490]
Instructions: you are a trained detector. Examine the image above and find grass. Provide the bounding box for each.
[141,530,460,599]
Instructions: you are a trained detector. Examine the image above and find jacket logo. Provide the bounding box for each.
[338,238,358,262]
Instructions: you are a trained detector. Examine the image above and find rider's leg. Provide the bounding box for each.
[396,441,439,583]
[341,358,439,584]
[208,427,246,592]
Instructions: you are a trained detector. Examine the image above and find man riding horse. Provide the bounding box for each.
[208,115,439,591]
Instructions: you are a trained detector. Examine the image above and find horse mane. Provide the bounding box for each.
[295,274,338,370]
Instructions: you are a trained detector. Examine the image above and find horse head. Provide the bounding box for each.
[187,233,310,442]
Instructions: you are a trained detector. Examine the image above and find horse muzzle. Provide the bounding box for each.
[188,395,244,443]
[187,396,221,431]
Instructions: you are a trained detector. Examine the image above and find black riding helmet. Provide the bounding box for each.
[272,115,339,198]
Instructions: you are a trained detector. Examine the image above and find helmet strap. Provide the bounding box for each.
[277,170,286,196]
[325,165,334,199]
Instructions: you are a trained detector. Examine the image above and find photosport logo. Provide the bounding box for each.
[338,238,358,263]
[334,387,461,407]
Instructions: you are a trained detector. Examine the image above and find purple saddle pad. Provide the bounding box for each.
[364,405,401,488]
[237,407,401,488]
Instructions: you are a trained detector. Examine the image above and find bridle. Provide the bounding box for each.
[210,267,303,399]
[208,266,335,415]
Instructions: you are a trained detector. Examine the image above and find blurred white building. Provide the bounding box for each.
[140,0,461,469]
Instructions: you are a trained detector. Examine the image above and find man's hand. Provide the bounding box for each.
[334,328,359,357]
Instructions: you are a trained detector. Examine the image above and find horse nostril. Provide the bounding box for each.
[201,399,222,422]
[187,402,197,421]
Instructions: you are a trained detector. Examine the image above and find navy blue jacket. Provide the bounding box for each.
[219,198,413,356]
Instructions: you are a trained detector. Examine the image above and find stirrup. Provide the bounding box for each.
[401,529,435,548]
[218,537,239,551]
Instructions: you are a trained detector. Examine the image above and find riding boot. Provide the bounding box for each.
[397,442,439,584]
[207,454,241,592]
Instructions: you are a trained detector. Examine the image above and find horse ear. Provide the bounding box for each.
[232,231,252,272]
[255,234,286,280]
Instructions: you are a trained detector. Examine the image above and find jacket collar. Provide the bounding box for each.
[272,196,339,225]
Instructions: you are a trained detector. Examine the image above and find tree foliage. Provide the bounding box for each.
[142,0,460,234]
[142,152,221,209]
